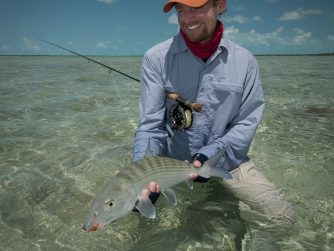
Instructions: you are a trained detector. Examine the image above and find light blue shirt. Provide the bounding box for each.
[132,33,265,171]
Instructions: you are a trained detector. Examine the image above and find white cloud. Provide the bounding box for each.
[224,15,248,24]
[224,26,285,46]
[253,16,263,22]
[327,35,334,43]
[97,0,117,4]
[22,37,41,51]
[279,11,301,21]
[294,28,306,35]
[96,42,108,49]
[168,13,178,25]
[224,26,240,37]
[279,7,322,21]
[292,28,312,45]
[224,14,263,24]
[224,26,318,52]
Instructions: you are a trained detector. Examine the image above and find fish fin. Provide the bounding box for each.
[203,150,225,168]
[162,188,177,205]
[185,178,194,190]
[135,197,156,219]
[199,150,233,180]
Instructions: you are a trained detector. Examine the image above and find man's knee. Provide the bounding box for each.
[225,161,296,232]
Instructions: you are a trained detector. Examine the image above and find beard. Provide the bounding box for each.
[180,24,214,44]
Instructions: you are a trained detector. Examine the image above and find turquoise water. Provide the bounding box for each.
[0,55,333,250]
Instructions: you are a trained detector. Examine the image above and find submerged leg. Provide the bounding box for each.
[222,160,295,249]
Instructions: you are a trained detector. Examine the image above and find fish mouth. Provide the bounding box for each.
[82,223,103,232]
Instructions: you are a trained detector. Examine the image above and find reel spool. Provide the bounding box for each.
[169,103,193,130]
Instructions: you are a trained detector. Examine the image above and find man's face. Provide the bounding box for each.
[175,0,225,44]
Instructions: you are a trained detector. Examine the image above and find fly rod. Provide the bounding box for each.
[39,39,140,83]
[40,39,202,112]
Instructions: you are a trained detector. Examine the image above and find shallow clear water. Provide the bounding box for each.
[0,55,333,250]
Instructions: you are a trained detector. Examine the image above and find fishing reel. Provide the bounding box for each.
[166,92,202,130]
[169,103,193,130]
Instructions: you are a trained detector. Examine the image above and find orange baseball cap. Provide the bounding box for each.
[163,0,209,13]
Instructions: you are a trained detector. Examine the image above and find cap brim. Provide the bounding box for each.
[163,0,209,13]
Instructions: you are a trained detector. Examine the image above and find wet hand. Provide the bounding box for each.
[190,161,201,179]
[148,181,160,193]
[193,160,202,168]
[191,154,211,183]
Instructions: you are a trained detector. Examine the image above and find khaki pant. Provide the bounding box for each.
[222,160,295,245]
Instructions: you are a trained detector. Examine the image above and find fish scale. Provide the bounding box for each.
[133,157,192,176]
[128,157,193,188]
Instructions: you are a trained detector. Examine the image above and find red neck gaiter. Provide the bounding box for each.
[180,21,224,61]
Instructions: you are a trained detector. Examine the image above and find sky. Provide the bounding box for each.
[1,0,334,55]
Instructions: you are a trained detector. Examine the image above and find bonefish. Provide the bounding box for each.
[82,149,233,232]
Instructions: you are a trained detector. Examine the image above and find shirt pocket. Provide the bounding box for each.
[207,80,243,107]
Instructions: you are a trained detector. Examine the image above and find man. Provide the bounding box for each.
[132,0,295,246]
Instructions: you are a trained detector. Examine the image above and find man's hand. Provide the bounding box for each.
[193,160,202,168]
[192,153,211,183]
[148,181,160,193]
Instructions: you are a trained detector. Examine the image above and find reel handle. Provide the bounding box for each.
[166,92,202,112]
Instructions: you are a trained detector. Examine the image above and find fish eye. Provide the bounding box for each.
[105,199,115,207]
